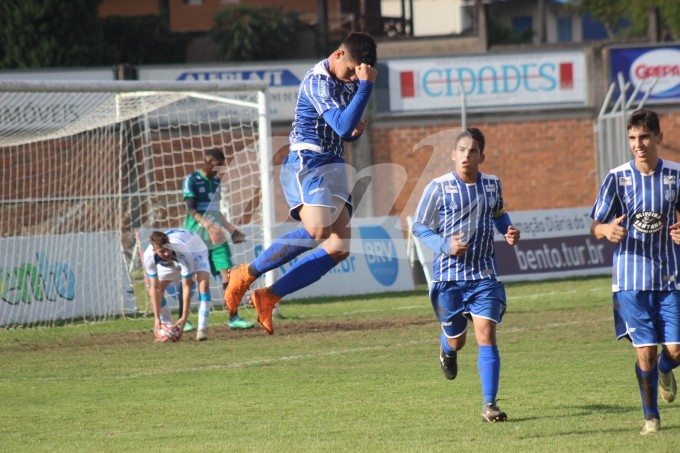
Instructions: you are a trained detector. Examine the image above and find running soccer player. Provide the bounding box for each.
[590,108,680,435]
[183,149,254,332]
[412,128,520,423]
[143,229,213,341]
[225,32,378,334]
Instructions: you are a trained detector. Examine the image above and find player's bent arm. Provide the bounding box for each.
[412,221,450,255]
[590,219,627,243]
[322,80,374,138]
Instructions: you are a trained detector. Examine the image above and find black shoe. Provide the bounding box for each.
[481,402,507,423]
[439,346,458,380]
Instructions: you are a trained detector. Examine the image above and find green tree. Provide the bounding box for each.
[629,0,680,40]
[0,0,110,69]
[567,0,632,39]
[211,5,298,61]
[100,15,190,65]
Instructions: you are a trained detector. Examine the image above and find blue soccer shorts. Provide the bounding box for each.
[613,291,680,347]
[280,148,353,221]
[429,279,507,338]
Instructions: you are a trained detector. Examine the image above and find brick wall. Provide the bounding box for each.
[368,109,680,226]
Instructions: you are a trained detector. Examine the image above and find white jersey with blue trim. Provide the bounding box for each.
[591,159,680,291]
[289,59,358,158]
[413,171,506,282]
[143,229,199,279]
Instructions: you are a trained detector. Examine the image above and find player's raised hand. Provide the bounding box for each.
[352,118,368,137]
[605,214,627,243]
[505,225,520,245]
[449,233,468,256]
[355,63,377,83]
[669,221,680,245]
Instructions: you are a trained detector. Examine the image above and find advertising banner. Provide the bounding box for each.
[411,207,615,283]
[608,45,680,103]
[0,233,136,326]
[138,62,313,121]
[388,50,587,112]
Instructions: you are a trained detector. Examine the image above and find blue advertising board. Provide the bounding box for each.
[609,45,680,103]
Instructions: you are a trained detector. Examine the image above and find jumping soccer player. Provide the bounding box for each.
[225,32,378,334]
[590,108,680,435]
[183,149,254,334]
[143,229,212,341]
[412,127,520,422]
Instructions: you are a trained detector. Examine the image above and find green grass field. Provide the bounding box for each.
[1,276,679,452]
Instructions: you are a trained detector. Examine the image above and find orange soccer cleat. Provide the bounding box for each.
[224,264,257,314]
[249,287,280,335]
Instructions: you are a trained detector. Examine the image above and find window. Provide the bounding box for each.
[512,16,533,43]
[557,16,572,42]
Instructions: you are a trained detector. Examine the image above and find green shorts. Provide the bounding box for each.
[208,241,233,275]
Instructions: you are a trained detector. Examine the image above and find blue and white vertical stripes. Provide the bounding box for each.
[591,159,680,291]
[289,60,359,158]
[412,171,507,282]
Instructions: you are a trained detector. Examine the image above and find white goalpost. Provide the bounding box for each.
[0,80,274,327]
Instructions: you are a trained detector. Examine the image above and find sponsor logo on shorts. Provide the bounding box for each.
[631,211,664,233]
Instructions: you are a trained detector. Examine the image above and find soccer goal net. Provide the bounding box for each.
[0,80,274,328]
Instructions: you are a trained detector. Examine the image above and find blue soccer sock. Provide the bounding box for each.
[197,292,210,331]
[249,228,317,277]
[270,248,338,298]
[658,350,680,374]
[478,345,501,405]
[441,332,454,354]
[635,363,660,419]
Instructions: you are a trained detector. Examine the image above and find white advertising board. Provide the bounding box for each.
[0,233,136,326]
[388,50,587,112]
[410,207,614,284]
[138,62,313,121]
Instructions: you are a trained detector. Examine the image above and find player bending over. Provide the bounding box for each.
[412,128,520,422]
[225,32,378,334]
[143,229,213,342]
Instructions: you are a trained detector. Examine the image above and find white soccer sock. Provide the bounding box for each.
[198,297,210,331]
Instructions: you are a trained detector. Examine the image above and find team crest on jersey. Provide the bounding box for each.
[664,175,676,185]
[445,185,458,194]
[198,187,205,193]
[665,188,677,202]
[631,211,665,234]
[318,79,328,97]
[488,196,496,207]
[618,176,632,186]
[449,200,458,211]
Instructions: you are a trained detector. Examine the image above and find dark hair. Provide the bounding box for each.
[205,148,225,161]
[455,127,486,154]
[149,231,170,248]
[340,32,377,66]
[627,109,660,136]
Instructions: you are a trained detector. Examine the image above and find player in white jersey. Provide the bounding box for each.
[225,32,377,335]
[412,128,520,422]
[590,109,680,435]
[143,229,212,341]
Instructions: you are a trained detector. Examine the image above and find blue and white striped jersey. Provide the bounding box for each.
[591,159,680,291]
[412,171,507,282]
[289,59,359,158]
